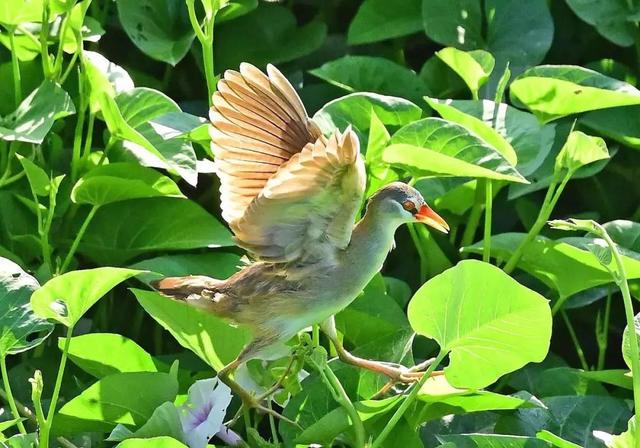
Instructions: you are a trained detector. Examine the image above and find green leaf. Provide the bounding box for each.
[537,430,583,448]
[510,65,640,122]
[435,48,495,97]
[438,434,548,447]
[4,433,38,447]
[55,372,178,434]
[422,0,553,92]
[77,198,233,265]
[578,369,632,390]
[437,99,555,176]
[0,257,52,357]
[425,98,517,166]
[310,56,428,104]
[594,417,636,448]
[0,80,74,144]
[62,333,157,378]
[215,4,326,71]
[83,51,134,111]
[555,131,610,175]
[132,289,250,371]
[71,163,184,206]
[296,396,401,445]
[30,267,141,327]
[498,395,631,448]
[383,118,526,183]
[465,233,640,298]
[116,0,195,65]
[603,220,640,254]
[115,437,187,448]
[108,88,198,186]
[417,375,540,422]
[347,0,422,45]
[17,156,50,197]
[0,0,62,25]
[313,92,423,142]
[581,105,640,150]
[622,313,640,371]
[107,402,184,442]
[422,0,483,50]
[566,0,638,47]
[408,260,552,389]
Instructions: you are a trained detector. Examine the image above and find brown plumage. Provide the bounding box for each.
[152,63,449,421]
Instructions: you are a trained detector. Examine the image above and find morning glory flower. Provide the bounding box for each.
[179,377,242,447]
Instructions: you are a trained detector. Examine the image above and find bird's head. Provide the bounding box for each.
[368,182,449,233]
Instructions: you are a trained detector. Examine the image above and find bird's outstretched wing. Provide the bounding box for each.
[210,63,366,263]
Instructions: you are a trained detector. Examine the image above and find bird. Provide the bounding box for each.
[152,63,449,419]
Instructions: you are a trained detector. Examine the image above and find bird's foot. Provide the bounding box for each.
[372,358,444,398]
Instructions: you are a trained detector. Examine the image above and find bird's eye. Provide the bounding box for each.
[402,200,416,213]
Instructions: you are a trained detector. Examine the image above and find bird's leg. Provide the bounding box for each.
[255,354,297,402]
[320,316,433,383]
[217,341,300,428]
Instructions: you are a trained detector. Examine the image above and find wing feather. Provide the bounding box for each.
[211,63,320,223]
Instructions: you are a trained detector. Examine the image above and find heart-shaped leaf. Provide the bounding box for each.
[383,118,526,183]
[31,268,141,327]
[62,333,157,378]
[132,289,250,371]
[71,163,184,207]
[347,0,422,45]
[0,80,75,144]
[510,65,640,122]
[435,48,495,97]
[0,257,53,357]
[408,260,552,389]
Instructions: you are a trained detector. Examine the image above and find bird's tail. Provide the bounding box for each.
[150,275,221,300]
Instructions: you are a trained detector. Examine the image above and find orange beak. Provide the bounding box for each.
[415,204,450,233]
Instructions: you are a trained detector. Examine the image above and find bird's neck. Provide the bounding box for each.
[340,206,402,288]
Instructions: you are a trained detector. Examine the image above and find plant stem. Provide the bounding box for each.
[599,226,640,443]
[560,310,589,371]
[318,363,364,448]
[0,356,27,434]
[53,7,73,79]
[371,350,447,448]
[40,325,74,448]
[408,223,429,283]
[9,28,22,107]
[460,181,484,252]
[71,67,87,182]
[597,288,612,371]
[503,172,570,274]
[483,180,493,263]
[312,324,320,347]
[40,0,52,78]
[201,18,216,104]
[267,401,280,444]
[59,205,98,273]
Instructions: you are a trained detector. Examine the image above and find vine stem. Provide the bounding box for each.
[503,172,570,274]
[460,180,484,252]
[371,350,447,448]
[0,356,27,434]
[318,363,364,448]
[40,325,74,448]
[596,289,612,371]
[9,28,22,107]
[483,180,493,262]
[60,205,98,273]
[560,310,589,370]
[599,225,640,446]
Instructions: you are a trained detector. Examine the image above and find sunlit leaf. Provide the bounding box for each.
[510,65,640,122]
[107,402,184,443]
[55,372,179,434]
[30,267,141,327]
[408,260,551,389]
[0,80,74,144]
[132,289,250,371]
[555,131,610,175]
[0,257,52,357]
[114,437,188,448]
[435,48,494,97]
[71,163,184,206]
[383,118,526,183]
[62,333,157,378]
